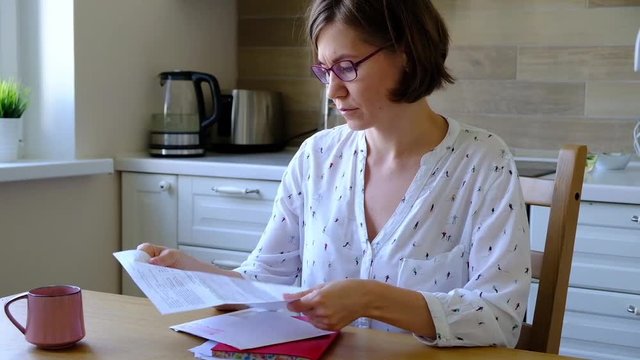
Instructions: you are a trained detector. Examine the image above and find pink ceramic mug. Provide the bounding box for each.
[4,285,85,349]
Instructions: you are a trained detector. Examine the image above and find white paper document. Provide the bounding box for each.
[189,340,222,360]
[113,250,303,315]
[172,308,333,350]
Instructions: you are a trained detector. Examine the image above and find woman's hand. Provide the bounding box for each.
[284,279,370,331]
[136,242,193,269]
[136,242,244,277]
[137,243,203,270]
[285,279,435,337]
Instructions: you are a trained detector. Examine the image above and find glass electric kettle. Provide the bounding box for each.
[149,70,222,157]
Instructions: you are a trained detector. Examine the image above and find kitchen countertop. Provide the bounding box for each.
[115,149,298,181]
[115,149,640,205]
[577,164,640,204]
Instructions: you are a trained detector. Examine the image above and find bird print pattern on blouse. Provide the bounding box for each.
[235,118,531,348]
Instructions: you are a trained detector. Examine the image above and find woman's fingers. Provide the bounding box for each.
[136,242,164,257]
[287,298,311,313]
[283,288,314,301]
[284,285,324,313]
[136,243,180,267]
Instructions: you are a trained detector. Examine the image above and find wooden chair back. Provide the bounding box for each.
[515,144,587,354]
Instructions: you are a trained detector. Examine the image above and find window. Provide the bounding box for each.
[0,0,110,182]
[0,0,18,79]
[0,0,75,160]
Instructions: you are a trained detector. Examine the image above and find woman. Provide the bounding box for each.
[139,0,531,348]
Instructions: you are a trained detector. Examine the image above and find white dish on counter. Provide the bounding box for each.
[596,152,632,171]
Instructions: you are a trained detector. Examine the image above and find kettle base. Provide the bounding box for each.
[149,147,206,157]
[208,143,286,154]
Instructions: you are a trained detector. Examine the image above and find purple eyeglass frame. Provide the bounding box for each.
[311,46,389,84]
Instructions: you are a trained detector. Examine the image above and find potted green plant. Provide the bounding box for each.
[0,79,29,161]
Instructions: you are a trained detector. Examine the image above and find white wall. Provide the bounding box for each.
[74,0,237,158]
[0,176,119,294]
[0,0,237,296]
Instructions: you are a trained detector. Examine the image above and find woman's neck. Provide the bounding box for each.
[364,99,448,162]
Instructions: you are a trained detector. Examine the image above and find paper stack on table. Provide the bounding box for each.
[173,309,338,360]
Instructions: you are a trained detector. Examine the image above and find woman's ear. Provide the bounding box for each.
[392,43,408,71]
[401,50,409,71]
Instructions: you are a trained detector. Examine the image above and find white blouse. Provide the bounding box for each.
[235,118,531,348]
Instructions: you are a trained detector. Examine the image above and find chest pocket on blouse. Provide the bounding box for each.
[397,244,466,293]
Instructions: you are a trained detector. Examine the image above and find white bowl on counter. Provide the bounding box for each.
[595,152,632,171]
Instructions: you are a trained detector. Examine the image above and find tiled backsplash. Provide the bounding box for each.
[238,0,640,153]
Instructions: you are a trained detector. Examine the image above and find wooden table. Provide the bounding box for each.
[1,290,573,359]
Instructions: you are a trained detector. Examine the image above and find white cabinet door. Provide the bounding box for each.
[178,175,279,252]
[121,172,178,296]
[179,245,249,270]
[529,201,640,360]
[531,202,640,293]
[528,284,640,360]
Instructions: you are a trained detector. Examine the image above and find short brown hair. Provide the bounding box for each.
[307,0,454,102]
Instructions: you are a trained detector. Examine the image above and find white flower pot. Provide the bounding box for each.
[0,117,22,162]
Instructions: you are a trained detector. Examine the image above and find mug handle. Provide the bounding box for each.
[3,292,28,334]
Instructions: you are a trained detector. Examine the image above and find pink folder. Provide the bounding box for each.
[211,331,340,360]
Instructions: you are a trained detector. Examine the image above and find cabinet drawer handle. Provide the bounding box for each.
[211,186,260,195]
[632,215,639,223]
[628,305,640,316]
[212,259,242,269]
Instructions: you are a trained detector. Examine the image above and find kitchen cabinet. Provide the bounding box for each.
[120,171,279,295]
[528,202,640,360]
[177,175,279,268]
[121,172,178,297]
[117,152,293,297]
[178,245,251,270]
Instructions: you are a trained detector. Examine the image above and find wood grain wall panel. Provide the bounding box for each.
[238,0,309,17]
[447,46,517,80]
[452,114,638,153]
[439,7,640,46]
[430,80,585,115]
[588,0,640,7]
[433,0,586,12]
[284,109,320,142]
[586,82,640,117]
[238,18,306,47]
[518,46,640,81]
[236,0,640,152]
[239,48,313,79]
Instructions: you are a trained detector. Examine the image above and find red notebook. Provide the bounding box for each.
[211,331,340,360]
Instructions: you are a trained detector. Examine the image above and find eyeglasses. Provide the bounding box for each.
[310,46,388,85]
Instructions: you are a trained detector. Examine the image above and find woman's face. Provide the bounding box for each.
[316,22,405,130]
